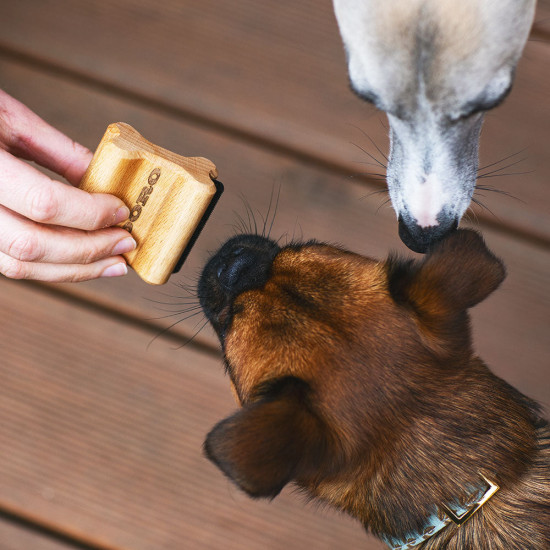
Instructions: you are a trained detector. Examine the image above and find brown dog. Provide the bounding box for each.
[198,230,549,549]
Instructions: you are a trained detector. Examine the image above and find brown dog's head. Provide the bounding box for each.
[198,230,534,536]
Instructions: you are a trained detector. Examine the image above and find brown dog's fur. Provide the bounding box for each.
[198,230,550,549]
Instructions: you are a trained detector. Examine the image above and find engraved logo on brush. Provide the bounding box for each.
[122,167,161,233]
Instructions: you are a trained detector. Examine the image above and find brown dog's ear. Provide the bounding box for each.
[388,229,506,315]
[204,377,326,499]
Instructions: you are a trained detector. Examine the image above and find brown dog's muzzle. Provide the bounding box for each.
[198,234,280,342]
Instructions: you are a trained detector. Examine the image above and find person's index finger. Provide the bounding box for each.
[0,89,92,185]
[0,149,128,230]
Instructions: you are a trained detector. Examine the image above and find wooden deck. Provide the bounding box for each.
[0,1,548,548]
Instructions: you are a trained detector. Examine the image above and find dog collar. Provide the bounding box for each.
[381,475,499,550]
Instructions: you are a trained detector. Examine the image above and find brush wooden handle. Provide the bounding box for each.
[79,123,219,285]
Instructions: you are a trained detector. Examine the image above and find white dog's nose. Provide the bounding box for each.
[406,174,449,229]
[398,213,458,253]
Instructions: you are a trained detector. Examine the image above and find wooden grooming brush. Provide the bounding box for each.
[79,123,223,285]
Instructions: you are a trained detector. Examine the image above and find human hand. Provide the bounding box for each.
[0,89,135,282]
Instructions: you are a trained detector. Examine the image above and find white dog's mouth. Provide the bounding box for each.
[398,212,458,253]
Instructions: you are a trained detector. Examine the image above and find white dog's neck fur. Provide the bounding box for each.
[333,0,536,250]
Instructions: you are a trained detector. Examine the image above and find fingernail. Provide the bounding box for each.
[112,237,137,255]
[101,263,128,278]
[114,206,130,225]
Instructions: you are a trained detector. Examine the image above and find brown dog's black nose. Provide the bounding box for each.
[216,246,262,293]
[199,235,280,338]
[213,235,279,295]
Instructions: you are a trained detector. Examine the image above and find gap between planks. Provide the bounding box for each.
[22,280,221,359]
[0,279,218,549]
[0,504,121,550]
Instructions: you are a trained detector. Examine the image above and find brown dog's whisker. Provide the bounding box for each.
[173,276,201,294]
[172,318,211,351]
[235,193,256,235]
[145,291,198,309]
[227,222,246,237]
[144,297,201,308]
[266,185,282,240]
[290,217,304,243]
[261,185,275,238]
[147,309,206,350]
[154,305,203,318]
[240,193,259,235]
[144,307,203,321]
[230,211,252,235]
[145,291,195,301]
[276,231,291,247]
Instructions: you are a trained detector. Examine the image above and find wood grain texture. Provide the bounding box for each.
[0,518,79,550]
[0,277,379,550]
[0,0,548,242]
[79,122,218,284]
[532,0,550,36]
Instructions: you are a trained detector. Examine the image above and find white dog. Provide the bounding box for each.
[332,0,536,252]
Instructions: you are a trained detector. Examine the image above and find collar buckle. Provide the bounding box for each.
[383,474,500,549]
[441,475,500,526]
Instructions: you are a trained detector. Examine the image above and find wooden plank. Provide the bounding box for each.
[0,517,77,550]
[0,0,549,241]
[533,0,550,36]
[0,57,548,411]
[0,277,378,549]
